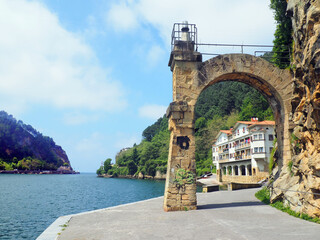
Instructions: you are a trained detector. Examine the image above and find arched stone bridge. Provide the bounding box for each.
[164,41,293,211]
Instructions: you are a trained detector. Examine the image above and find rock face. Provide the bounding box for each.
[271,0,320,217]
[53,145,73,171]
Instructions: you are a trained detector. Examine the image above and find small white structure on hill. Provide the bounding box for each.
[212,118,275,183]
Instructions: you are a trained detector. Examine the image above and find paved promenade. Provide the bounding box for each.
[38,188,320,240]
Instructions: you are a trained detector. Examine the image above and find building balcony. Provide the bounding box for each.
[218,148,229,154]
[252,152,266,158]
[234,143,251,150]
[235,155,251,161]
[218,159,230,163]
[252,138,265,141]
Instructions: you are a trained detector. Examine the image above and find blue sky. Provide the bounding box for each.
[0,0,276,172]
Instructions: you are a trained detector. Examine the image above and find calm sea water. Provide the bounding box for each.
[0,173,165,240]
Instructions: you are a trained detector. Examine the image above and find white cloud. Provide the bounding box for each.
[63,112,100,125]
[146,45,165,67]
[106,0,275,47]
[113,132,141,150]
[106,2,138,32]
[139,104,167,120]
[75,132,105,153]
[0,0,127,114]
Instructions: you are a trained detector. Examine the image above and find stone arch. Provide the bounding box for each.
[195,55,291,165]
[164,50,293,211]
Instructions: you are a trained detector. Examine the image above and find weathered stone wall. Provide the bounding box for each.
[164,41,293,211]
[221,172,269,184]
[163,43,201,211]
[271,0,320,217]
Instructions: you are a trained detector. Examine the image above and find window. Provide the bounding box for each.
[259,147,263,152]
[253,135,258,140]
[254,147,258,153]
[259,134,263,140]
[213,157,215,161]
[212,148,215,153]
[237,129,239,135]
[270,147,273,153]
[243,127,245,133]
[269,134,274,141]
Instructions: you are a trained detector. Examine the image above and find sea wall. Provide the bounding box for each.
[99,170,166,180]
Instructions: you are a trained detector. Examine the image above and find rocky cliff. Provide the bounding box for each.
[271,0,320,217]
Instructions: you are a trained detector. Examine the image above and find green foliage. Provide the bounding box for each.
[256,187,320,224]
[142,115,168,141]
[288,160,294,176]
[131,148,139,165]
[238,92,274,121]
[145,160,157,177]
[156,165,167,174]
[255,187,271,204]
[0,111,65,170]
[269,138,277,173]
[96,166,105,175]
[270,0,293,69]
[118,167,129,176]
[291,133,301,154]
[126,160,137,175]
[103,158,112,172]
[174,167,195,188]
[195,117,206,130]
[98,81,274,178]
[195,82,257,120]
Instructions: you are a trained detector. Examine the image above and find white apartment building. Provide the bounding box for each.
[212,118,275,183]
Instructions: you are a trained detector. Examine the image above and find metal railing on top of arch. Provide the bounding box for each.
[170,22,291,67]
[194,42,291,66]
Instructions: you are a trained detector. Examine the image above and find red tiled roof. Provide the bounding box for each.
[220,130,232,135]
[249,120,275,127]
[236,121,258,125]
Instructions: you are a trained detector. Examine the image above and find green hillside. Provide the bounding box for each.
[0,111,72,171]
[97,81,273,177]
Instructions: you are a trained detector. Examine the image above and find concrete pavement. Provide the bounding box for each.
[39,188,320,240]
[197,173,221,186]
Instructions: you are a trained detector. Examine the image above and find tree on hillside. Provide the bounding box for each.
[142,115,168,141]
[104,158,112,172]
[127,160,137,175]
[238,91,273,121]
[270,0,293,69]
[131,148,139,165]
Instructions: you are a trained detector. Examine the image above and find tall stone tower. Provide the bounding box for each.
[163,22,202,211]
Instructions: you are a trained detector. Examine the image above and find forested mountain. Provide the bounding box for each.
[0,111,72,171]
[98,81,273,177]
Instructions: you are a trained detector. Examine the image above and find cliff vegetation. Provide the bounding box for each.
[98,81,273,178]
[0,111,73,172]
